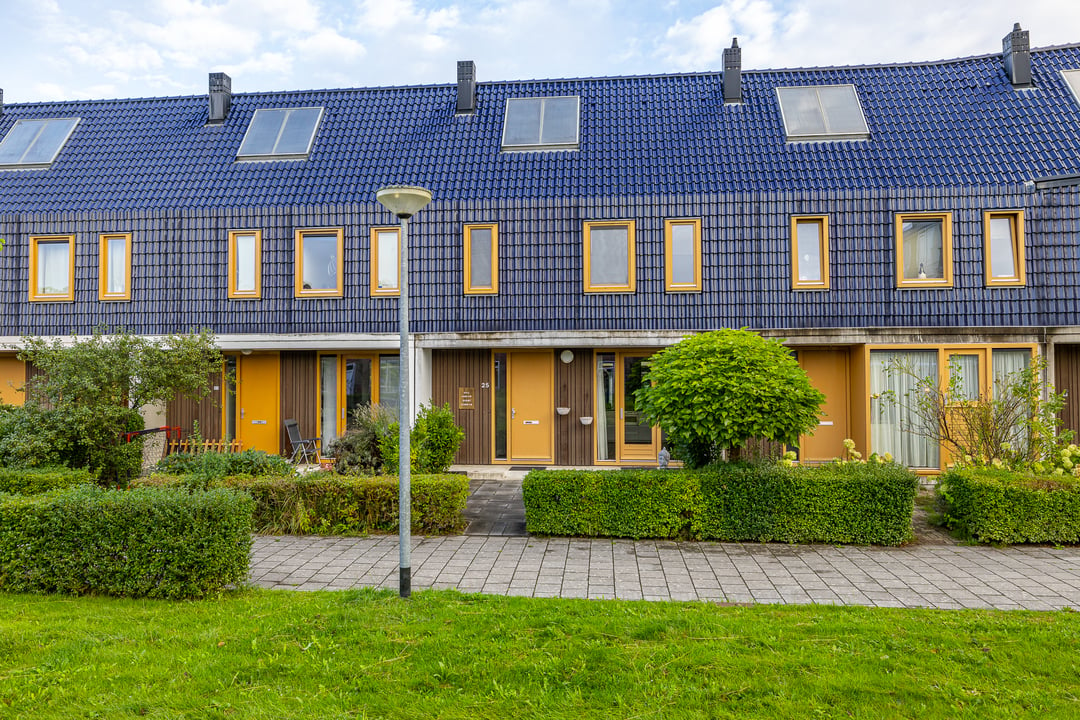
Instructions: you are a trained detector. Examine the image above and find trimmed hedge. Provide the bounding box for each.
[694,462,917,545]
[941,468,1080,544]
[522,470,699,539]
[155,450,294,479]
[133,472,469,536]
[0,466,96,495]
[523,462,918,545]
[0,485,253,599]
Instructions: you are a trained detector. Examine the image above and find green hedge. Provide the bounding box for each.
[0,466,97,495]
[694,462,917,545]
[522,463,918,545]
[0,486,253,599]
[133,472,469,536]
[522,470,699,539]
[941,468,1080,544]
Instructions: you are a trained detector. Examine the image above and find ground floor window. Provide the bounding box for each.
[870,350,939,468]
[319,353,400,443]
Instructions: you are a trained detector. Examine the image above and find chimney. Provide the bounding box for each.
[208,72,232,124]
[456,60,476,114]
[1002,23,1032,88]
[0,88,4,116]
[723,38,742,104]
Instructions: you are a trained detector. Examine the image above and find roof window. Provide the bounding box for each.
[501,96,580,150]
[237,107,323,159]
[776,85,869,142]
[1063,70,1080,106]
[0,118,79,168]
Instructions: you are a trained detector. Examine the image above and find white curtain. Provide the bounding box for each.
[595,355,610,460]
[870,350,939,468]
[320,356,338,444]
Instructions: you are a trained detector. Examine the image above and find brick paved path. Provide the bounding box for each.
[250,535,1080,610]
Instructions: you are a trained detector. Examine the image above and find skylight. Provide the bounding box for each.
[776,85,869,142]
[1063,70,1080,106]
[0,118,79,168]
[501,96,580,150]
[237,107,323,159]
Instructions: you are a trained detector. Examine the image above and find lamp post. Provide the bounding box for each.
[376,185,432,599]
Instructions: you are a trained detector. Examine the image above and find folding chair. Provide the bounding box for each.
[284,419,320,464]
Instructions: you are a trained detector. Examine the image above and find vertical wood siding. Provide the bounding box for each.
[1057,344,1080,437]
[432,349,491,464]
[166,371,223,440]
[554,348,594,465]
[280,351,318,454]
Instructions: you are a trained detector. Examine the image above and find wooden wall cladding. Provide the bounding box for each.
[166,370,224,440]
[280,351,318,452]
[554,348,593,466]
[1056,344,1080,437]
[432,349,491,464]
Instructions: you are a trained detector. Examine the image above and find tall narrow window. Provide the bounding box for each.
[379,356,401,421]
[984,211,1025,286]
[464,224,498,294]
[584,220,636,293]
[99,233,131,300]
[295,228,343,298]
[319,355,339,444]
[869,350,940,468]
[228,230,262,299]
[371,228,400,296]
[895,213,953,288]
[791,216,829,289]
[664,219,702,292]
[29,235,75,302]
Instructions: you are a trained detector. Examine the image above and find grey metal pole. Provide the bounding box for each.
[398,214,411,598]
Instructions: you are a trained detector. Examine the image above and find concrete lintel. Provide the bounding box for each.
[415,330,694,349]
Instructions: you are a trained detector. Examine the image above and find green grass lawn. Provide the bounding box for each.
[2,589,1079,719]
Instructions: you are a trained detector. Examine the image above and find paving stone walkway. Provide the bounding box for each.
[248,478,1080,610]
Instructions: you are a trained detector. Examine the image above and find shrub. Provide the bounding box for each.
[0,485,253,599]
[412,404,466,473]
[521,462,918,545]
[0,466,96,495]
[522,470,701,539]
[155,449,293,481]
[0,404,71,469]
[694,461,918,545]
[327,404,398,474]
[133,472,469,536]
[940,467,1080,544]
[328,403,465,475]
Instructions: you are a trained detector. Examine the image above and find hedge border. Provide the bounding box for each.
[941,468,1080,544]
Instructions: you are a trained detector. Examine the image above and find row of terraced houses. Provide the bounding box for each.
[2,23,1080,473]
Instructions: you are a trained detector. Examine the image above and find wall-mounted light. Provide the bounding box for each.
[559,349,574,364]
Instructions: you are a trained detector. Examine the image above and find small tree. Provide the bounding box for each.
[876,354,1071,470]
[635,330,825,468]
[17,329,224,484]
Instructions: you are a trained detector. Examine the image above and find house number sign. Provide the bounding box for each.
[458,387,475,410]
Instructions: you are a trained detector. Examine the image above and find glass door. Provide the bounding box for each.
[618,354,660,461]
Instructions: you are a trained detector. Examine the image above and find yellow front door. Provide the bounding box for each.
[237,353,280,453]
[508,351,553,462]
[0,356,25,406]
[799,347,850,462]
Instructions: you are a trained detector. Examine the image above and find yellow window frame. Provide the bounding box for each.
[227,230,262,299]
[294,228,344,298]
[583,220,636,293]
[464,223,499,294]
[664,218,702,292]
[895,212,953,288]
[983,210,1025,286]
[790,215,829,290]
[98,233,132,301]
[29,235,75,302]
[370,227,400,297]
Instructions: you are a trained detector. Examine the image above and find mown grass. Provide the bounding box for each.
[1,589,1079,718]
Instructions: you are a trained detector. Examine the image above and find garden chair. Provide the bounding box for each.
[284,419,320,464]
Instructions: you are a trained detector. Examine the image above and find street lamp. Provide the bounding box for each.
[376,184,432,599]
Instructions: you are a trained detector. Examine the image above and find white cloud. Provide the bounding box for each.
[292,28,367,63]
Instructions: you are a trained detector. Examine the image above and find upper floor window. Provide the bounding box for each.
[464,224,498,294]
[664,219,701,292]
[371,228,400,296]
[295,228,343,298]
[791,216,829,290]
[895,212,953,288]
[776,85,869,142]
[984,211,1025,286]
[237,107,323,159]
[584,220,635,293]
[501,96,580,150]
[228,230,262,299]
[0,118,79,169]
[29,235,75,302]
[99,233,131,301]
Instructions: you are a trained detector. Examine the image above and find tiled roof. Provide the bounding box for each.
[2,46,1080,213]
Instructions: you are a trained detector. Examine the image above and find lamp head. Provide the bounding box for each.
[376,185,433,219]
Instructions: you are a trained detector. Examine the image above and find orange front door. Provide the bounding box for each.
[508,351,553,462]
[237,353,280,453]
[799,347,849,462]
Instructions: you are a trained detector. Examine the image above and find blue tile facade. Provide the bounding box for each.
[1,46,1079,337]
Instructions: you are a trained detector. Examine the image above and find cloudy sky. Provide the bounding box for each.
[3,0,1079,103]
